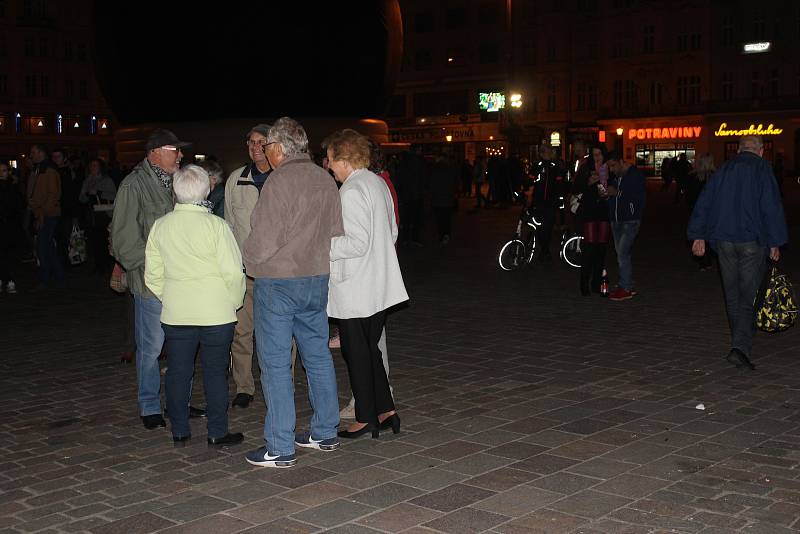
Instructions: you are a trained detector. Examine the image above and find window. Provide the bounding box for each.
[677,76,701,105]
[546,81,556,111]
[722,15,735,46]
[445,7,466,29]
[478,1,501,25]
[576,82,586,111]
[64,41,73,61]
[677,34,688,52]
[414,11,433,33]
[23,0,47,18]
[25,36,34,57]
[414,49,432,71]
[624,80,638,108]
[643,25,655,53]
[546,45,556,62]
[751,71,761,97]
[690,33,701,50]
[445,47,464,67]
[753,11,765,40]
[25,75,37,97]
[769,69,779,97]
[385,94,406,118]
[587,84,598,110]
[722,72,734,100]
[77,43,86,62]
[479,42,499,64]
[39,37,47,57]
[612,38,631,58]
[65,79,74,98]
[79,79,88,99]
[40,75,49,97]
[413,90,467,116]
[650,82,662,105]
[613,80,623,109]
[520,36,536,65]
[577,0,598,13]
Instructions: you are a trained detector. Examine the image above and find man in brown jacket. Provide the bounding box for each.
[28,144,63,288]
[243,117,344,468]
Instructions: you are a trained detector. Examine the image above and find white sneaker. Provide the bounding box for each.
[5,281,16,294]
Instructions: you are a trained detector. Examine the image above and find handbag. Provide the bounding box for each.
[755,265,798,333]
[110,262,128,293]
[67,223,87,265]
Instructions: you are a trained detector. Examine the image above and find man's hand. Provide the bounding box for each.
[692,239,705,257]
[770,247,780,262]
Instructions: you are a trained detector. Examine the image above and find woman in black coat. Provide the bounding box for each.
[573,144,610,296]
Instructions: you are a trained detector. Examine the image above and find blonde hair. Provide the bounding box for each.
[323,129,370,169]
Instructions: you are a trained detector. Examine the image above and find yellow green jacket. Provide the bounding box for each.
[145,203,245,326]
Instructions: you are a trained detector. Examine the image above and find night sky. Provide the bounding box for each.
[93,2,401,125]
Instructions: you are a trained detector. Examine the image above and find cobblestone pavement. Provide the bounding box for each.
[2,184,800,534]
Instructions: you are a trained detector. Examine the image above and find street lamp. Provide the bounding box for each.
[510,93,522,108]
[616,127,624,136]
[445,135,453,142]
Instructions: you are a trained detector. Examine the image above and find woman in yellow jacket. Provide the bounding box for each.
[145,164,246,446]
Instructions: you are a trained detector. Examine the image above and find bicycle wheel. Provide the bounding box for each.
[560,235,583,269]
[499,239,527,271]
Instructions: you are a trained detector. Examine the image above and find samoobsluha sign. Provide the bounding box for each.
[713,123,783,137]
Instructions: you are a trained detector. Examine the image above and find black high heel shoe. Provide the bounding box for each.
[378,413,401,434]
[337,423,379,439]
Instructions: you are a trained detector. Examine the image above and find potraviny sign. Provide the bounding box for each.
[713,123,783,137]
[628,126,702,140]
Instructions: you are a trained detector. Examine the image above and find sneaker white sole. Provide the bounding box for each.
[295,441,339,451]
[246,457,297,468]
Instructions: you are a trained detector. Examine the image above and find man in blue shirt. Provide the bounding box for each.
[688,136,788,370]
[605,152,646,301]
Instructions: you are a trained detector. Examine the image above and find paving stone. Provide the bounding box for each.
[226,497,307,524]
[89,511,176,534]
[409,483,496,512]
[495,508,587,533]
[438,452,513,476]
[510,454,580,475]
[282,481,356,507]
[158,513,253,534]
[290,499,377,528]
[238,518,320,534]
[594,474,673,499]
[529,472,602,496]
[464,468,540,492]
[550,490,632,519]
[350,482,423,508]
[156,494,236,522]
[473,485,562,517]
[356,502,443,532]
[395,468,469,491]
[423,507,510,533]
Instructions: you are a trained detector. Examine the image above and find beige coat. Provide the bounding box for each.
[224,164,261,253]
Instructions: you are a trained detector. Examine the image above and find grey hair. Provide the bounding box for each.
[197,159,224,183]
[739,136,763,154]
[173,164,211,204]
[268,117,309,157]
[247,123,271,141]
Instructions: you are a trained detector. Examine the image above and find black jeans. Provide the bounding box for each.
[537,204,556,258]
[163,322,235,439]
[716,241,767,357]
[338,310,393,426]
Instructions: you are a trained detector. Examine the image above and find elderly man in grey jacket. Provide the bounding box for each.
[111,129,205,430]
[243,118,344,469]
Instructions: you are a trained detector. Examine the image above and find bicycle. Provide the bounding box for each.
[498,195,541,271]
[559,228,583,269]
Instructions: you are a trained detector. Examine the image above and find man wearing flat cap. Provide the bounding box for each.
[112,129,203,430]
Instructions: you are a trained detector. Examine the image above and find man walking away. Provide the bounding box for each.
[688,136,788,370]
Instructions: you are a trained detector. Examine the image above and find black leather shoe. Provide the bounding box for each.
[338,424,379,439]
[189,406,207,418]
[142,414,166,429]
[232,393,253,409]
[207,432,244,447]
[378,413,401,434]
[726,349,756,370]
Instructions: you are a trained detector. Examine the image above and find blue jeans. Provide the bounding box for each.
[716,241,767,357]
[612,220,641,291]
[163,323,235,439]
[36,216,64,285]
[254,275,339,456]
[134,295,165,416]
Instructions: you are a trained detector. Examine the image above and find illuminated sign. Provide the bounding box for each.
[713,122,783,137]
[742,42,771,54]
[479,92,506,112]
[550,132,561,147]
[628,126,702,140]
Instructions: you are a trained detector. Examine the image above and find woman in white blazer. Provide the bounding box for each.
[325,129,409,439]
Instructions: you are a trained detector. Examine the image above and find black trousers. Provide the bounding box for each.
[433,207,452,241]
[338,310,393,426]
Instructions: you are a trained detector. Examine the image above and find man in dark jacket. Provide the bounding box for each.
[605,152,646,301]
[530,145,565,261]
[688,136,787,370]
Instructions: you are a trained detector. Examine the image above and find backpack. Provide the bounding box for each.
[755,266,798,333]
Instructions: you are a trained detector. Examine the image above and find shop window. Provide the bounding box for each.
[642,25,655,54]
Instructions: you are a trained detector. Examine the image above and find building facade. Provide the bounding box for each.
[0,0,115,168]
[389,0,800,175]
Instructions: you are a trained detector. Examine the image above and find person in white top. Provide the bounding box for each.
[325,129,409,439]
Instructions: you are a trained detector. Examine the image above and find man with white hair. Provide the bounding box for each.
[688,135,788,370]
[243,117,344,468]
[112,129,205,429]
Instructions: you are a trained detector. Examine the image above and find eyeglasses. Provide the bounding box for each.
[246,139,267,147]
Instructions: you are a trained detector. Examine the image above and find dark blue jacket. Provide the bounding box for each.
[687,151,787,248]
[608,164,646,222]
